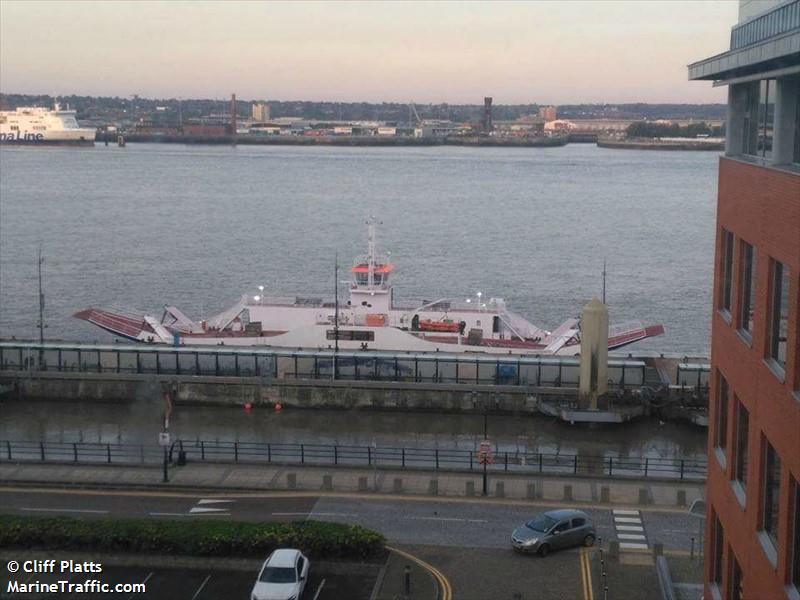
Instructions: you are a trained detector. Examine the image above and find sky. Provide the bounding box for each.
[0,0,739,104]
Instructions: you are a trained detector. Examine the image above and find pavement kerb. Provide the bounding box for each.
[0,481,701,515]
[387,545,452,600]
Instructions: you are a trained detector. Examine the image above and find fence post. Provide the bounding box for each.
[402,448,405,468]
[538,453,543,473]
[609,456,613,476]
[435,449,439,470]
[574,455,578,474]
[680,459,685,480]
[73,443,78,463]
[140,444,144,464]
[267,443,271,463]
[106,444,111,464]
[40,441,45,462]
[470,451,473,471]
[505,452,509,472]
[7,441,11,460]
[334,446,338,466]
[367,446,372,466]
[644,458,649,478]
[234,442,239,462]
[201,441,205,461]
[300,444,304,464]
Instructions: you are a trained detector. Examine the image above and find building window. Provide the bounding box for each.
[733,399,749,495]
[767,260,790,372]
[727,550,743,600]
[712,514,724,587]
[715,373,729,457]
[720,229,734,315]
[742,79,776,158]
[761,440,781,549]
[791,477,800,591]
[738,242,756,338]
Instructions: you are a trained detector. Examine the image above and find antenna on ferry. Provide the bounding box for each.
[37,247,46,360]
[602,259,607,304]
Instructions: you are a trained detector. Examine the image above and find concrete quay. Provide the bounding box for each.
[0,461,703,509]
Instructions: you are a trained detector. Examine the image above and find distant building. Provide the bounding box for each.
[252,102,270,122]
[689,1,800,599]
[482,97,493,133]
[538,106,557,122]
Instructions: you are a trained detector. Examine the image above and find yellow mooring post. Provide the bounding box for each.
[579,298,609,410]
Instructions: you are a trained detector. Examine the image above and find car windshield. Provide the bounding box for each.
[259,566,297,584]
[526,515,558,532]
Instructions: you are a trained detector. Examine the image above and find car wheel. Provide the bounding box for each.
[583,534,596,547]
[538,544,550,557]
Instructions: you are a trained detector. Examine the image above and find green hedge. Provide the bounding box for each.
[0,515,385,560]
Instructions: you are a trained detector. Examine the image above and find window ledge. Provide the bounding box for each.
[714,447,727,472]
[757,530,778,568]
[763,358,786,383]
[718,309,732,325]
[736,329,753,347]
[731,480,747,508]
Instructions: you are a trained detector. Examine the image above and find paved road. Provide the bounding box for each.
[0,487,697,553]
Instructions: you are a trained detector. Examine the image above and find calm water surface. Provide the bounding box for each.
[0,142,718,353]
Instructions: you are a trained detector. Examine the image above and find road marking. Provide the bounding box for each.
[21,507,109,514]
[619,542,649,550]
[128,572,153,600]
[272,511,359,517]
[190,575,211,600]
[615,525,644,532]
[271,512,310,516]
[612,509,640,515]
[613,517,642,524]
[149,512,187,517]
[405,516,488,523]
[617,533,647,540]
[189,507,230,514]
[312,578,326,600]
[387,546,452,600]
[580,548,594,600]
[197,499,234,505]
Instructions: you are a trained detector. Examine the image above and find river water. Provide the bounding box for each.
[0,142,717,354]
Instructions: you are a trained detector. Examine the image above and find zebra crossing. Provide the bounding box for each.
[612,509,648,550]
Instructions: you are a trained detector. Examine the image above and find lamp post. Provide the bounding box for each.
[258,285,264,305]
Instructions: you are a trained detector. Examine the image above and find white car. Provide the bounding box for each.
[250,549,310,600]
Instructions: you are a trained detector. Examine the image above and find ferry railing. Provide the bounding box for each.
[0,438,708,481]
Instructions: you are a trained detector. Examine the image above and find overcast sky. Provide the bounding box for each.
[0,0,738,104]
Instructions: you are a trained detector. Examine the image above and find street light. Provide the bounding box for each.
[258,285,265,305]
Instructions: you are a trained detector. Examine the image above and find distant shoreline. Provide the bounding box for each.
[597,137,724,151]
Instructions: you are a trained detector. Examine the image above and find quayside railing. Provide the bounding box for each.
[0,439,707,482]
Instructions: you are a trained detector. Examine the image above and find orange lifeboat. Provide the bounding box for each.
[418,319,461,333]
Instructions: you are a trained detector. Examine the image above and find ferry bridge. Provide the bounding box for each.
[0,341,709,423]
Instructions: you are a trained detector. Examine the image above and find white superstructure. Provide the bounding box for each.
[0,104,95,145]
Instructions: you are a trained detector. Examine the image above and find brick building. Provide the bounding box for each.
[689,1,800,599]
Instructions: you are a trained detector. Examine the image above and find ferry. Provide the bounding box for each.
[75,220,664,355]
[0,103,95,145]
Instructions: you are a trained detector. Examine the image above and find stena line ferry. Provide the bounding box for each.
[75,219,665,356]
[0,103,95,145]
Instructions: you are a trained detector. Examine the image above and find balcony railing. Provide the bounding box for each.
[730,0,800,50]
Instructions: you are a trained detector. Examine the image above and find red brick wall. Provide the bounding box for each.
[706,158,800,599]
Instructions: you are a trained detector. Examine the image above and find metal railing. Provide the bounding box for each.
[0,439,707,481]
[730,0,800,50]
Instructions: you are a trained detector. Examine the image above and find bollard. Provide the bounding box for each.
[322,474,332,491]
[287,473,297,490]
[404,565,411,594]
[638,487,651,505]
[563,484,573,501]
[428,479,439,496]
[690,537,695,560]
[677,489,687,507]
[393,477,403,493]
[466,481,476,497]
[600,486,610,503]
[358,476,369,492]
[495,481,505,498]
[526,483,536,500]
[604,586,608,600]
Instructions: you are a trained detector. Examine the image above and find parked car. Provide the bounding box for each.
[251,549,310,600]
[511,509,596,557]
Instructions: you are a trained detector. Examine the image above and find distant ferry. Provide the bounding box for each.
[75,219,665,356]
[0,103,95,145]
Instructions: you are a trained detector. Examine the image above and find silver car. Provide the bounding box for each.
[511,509,596,557]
